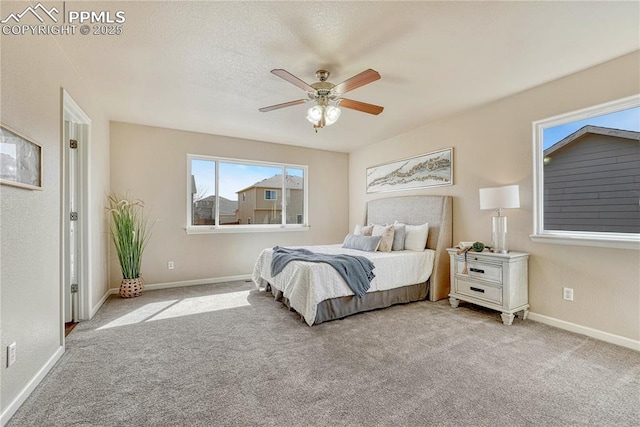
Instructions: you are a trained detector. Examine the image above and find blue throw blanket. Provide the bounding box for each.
[270,246,375,298]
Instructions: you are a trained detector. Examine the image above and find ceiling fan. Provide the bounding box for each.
[259,68,384,130]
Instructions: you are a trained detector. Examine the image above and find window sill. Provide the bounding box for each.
[529,233,640,250]
[186,225,310,234]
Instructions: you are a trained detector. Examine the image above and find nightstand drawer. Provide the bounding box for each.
[448,248,529,325]
[455,277,502,305]
[455,260,502,283]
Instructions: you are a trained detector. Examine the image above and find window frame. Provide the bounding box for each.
[530,94,640,250]
[186,154,309,234]
[264,189,277,200]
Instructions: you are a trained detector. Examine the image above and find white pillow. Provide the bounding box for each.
[403,222,429,251]
[372,224,395,252]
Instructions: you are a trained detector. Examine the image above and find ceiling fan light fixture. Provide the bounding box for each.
[324,105,341,125]
[306,104,341,128]
[306,105,324,123]
[261,68,382,130]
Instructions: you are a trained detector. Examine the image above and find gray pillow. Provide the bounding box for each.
[342,234,382,252]
[392,224,406,251]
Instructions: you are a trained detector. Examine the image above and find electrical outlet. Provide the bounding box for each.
[563,287,574,301]
[7,342,16,367]
[167,261,174,270]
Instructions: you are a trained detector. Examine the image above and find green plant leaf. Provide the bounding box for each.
[107,192,152,279]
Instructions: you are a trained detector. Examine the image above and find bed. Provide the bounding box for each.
[252,195,453,325]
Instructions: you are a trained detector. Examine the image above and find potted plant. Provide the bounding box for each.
[107,193,152,298]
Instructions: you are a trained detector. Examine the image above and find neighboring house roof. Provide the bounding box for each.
[236,174,303,193]
[544,125,640,156]
[197,195,238,215]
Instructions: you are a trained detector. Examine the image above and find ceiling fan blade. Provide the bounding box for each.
[332,69,381,94]
[259,99,308,112]
[337,98,384,115]
[271,69,315,92]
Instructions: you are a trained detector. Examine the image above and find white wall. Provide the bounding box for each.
[0,14,111,422]
[349,51,640,343]
[109,122,349,288]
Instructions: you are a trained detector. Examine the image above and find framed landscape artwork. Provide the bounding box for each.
[366,148,453,193]
[0,123,42,190]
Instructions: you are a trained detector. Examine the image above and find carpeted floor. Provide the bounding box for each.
[8,281,640,426]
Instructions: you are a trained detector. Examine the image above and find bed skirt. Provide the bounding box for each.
[269,281,429,325]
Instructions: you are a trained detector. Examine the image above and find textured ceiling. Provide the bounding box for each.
[54,1,639,153]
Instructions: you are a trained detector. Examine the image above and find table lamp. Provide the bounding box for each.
[479,185,520,253]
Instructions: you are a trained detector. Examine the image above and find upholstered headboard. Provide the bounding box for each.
[362,195,453,301]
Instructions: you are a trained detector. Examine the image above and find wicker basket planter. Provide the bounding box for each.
[119,277,144,298]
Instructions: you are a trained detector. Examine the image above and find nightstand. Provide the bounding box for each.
[447,248,529,325]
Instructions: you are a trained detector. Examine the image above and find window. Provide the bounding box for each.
[531,95,640,249]
[286,168,305,225]
[187,155,308,233]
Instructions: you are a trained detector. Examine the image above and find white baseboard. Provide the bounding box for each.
[0,346,65,426]
[109,274,253,294]
[528,312,640,351]
[89,288,112,318]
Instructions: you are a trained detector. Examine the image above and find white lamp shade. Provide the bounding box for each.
[306,105,324,123]
[324,105,341,125]
[479,185,520,210]
[306,104,341,127]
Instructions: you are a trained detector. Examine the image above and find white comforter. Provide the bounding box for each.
[252,244,435,325]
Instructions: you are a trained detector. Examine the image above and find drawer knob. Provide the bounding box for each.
[469,268,485,274]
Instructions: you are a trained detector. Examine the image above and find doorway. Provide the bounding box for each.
[62,90,91,331]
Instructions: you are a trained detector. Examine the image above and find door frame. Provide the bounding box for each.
[61,89,92,333]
